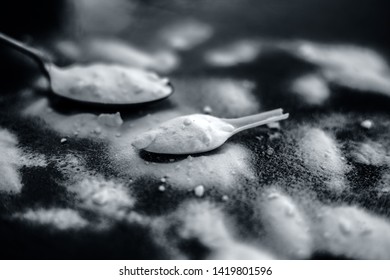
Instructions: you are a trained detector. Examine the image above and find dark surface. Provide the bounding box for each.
[0,0,390,260]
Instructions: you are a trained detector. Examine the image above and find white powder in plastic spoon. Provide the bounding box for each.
[132,114,235,154]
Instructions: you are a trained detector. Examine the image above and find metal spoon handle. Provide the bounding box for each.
[0,32,51,80]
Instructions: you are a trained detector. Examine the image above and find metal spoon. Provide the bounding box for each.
[0,32,174,107]
[133,108,289,155]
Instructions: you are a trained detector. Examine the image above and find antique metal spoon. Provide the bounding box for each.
[0,32,173,107]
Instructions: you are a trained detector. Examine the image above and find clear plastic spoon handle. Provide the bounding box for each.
[230,113,289,134]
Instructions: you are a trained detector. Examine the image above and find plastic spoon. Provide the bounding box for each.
[133,108,289,155]
[0,32,173,107]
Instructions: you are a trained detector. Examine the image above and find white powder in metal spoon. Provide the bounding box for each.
[50,64,172,104]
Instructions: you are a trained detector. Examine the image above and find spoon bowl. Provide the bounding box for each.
[133,108,289,155]
[0,32,174,107]
[49,84,174,109]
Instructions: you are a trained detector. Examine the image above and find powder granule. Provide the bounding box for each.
[194,185,205,197]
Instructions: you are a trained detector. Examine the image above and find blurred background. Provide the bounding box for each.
[0,0,389,44]
[1,0,389,90]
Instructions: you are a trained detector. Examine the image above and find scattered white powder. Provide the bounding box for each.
[97,112,123,128]
[19,151,47,167]
[295,42,388,73]
[267,192,280,200]
[54,40,82,62]
[350,142,389,166]
[160,19,213,50]
[297,127,347,191]
[299,128,345,175]
[23,98,123,140]
[256,190,313,259]
[54,153,92,183]
[15,208,87,230]
[204,39,262,67]
[82,38,179,73]
[160,200,275,260]
[126,211,150,227]
[0,129,51,193]
[171,201,231,244]
[67,177,135,219]
[291,74,330,106]
[0,129,22,194]
[23,78,258,145]
[266,122,280,130]
[314,206,390,259]
[174,78,260,118]
[71,0,135,35]
[94,127,102,134]
[151,50,181,74]
[290,41,390,96]
[114,117,256,190]
[209,243,275,260]
[132,114,234,154]
[338,219,352,235]
[377,174,390,194]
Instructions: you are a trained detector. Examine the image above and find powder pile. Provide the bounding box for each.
[160,19,213,50]
[204,39,262,67]
[114,141,255,192]
[297,127,347,191]
[289,41,390,96]
[0,129,23,194]
[67,177,135,219]
[15,208,88,230]
[158,200,275,259]
[314,206,390,259]
[349,142,389,166]
[82,38,179,73]
[290,74,330,106]
[256,190,312,259]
